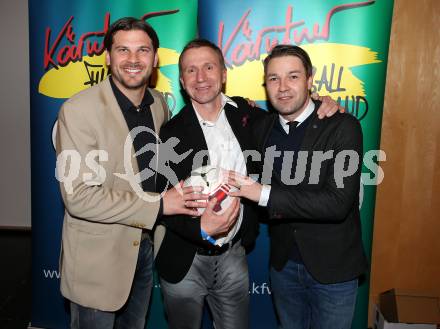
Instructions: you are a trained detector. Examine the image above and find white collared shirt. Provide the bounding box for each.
[259,99,315,206]
[193,93,246,246]
[278,99,316,134]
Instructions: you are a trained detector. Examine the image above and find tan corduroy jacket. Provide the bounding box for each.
[56,78,170,311]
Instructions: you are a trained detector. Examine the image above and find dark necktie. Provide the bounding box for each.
[287,121,299,136]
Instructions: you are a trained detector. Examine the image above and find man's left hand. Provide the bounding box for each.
[226,171,262,203]
[245,98,257,107]
[311,93,345,119]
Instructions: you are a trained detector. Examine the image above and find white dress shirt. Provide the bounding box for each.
[193,94,247,246]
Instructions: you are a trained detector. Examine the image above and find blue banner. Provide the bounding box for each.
[29,1,197,328]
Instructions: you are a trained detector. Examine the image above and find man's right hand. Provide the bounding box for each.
[200,197,240,237]
[163,181,208,216]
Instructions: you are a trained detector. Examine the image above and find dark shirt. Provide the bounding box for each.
[109,76,163,216]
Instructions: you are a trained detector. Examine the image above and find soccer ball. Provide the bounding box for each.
[183,165,238,214]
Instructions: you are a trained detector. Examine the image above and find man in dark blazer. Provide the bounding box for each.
[154,39,263,329]
[228,45,368,329]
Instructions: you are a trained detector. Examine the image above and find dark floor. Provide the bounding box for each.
[0,229,32,329]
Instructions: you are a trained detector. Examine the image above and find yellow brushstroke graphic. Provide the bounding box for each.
[225,43,380,100]
[39,54,106,99]
[38,47,179,99]
[155,48,179,94]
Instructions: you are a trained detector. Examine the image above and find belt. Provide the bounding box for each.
[196,234,240,256]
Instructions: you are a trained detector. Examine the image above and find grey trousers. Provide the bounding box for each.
[160,242,249,329]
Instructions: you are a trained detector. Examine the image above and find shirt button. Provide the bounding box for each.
[133,241,140,246]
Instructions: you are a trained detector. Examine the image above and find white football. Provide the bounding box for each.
[183,165,238,214]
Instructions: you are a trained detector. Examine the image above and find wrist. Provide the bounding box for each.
[200,228,216,245]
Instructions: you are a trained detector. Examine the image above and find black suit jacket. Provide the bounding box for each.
[156,97,264,283]
[254,100,368,284]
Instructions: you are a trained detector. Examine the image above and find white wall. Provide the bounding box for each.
[0,0,31,228]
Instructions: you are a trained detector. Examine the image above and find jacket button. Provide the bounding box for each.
[133,241,140,246]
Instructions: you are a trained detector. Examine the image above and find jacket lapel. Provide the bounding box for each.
[149,91,160,135]
[258,114,277,153]
[101,78,129,134]
[300,100,324,151]
[181,104,210,166]
[99,78,140,174]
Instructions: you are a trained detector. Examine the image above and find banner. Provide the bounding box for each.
[29,1,197,327]
[198,0,394,328]
[30,0,393,328]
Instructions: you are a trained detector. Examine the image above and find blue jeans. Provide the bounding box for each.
[270,260,358,329]
[70,238,153,329]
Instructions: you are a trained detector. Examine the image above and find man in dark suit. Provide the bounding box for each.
[154,39,263,329]
[228,45,368,329]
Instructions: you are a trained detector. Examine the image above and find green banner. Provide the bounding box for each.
[198,0,394,328]
[144,0,198,115]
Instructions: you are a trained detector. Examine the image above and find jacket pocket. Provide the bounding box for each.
[68,219,113,235]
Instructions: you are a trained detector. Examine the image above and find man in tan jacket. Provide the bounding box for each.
[55,17,238,329]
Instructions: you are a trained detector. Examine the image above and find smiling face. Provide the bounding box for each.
[179,46,226,109]
[106,29,158,94]
[265,55,313,121]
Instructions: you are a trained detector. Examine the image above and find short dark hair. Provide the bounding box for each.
[104,17,159,52]
[263,45,313,78]
[178,39,226,75]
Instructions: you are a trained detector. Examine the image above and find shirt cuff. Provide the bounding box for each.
[200,229,217,245]
[258,184,271,207]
